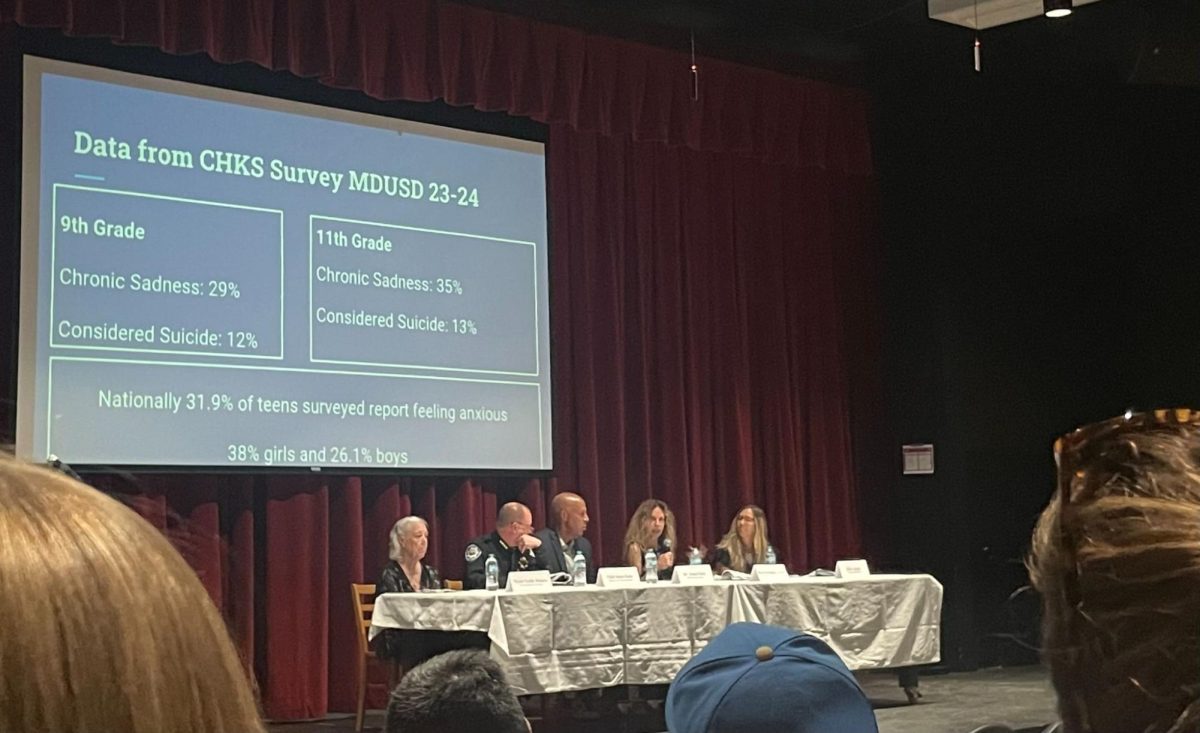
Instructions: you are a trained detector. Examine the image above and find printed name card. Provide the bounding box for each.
[595,566,642,588]
[504,570,553,593]
[750,564,790,582]
[835,559,871,579]
[671,565,715,584]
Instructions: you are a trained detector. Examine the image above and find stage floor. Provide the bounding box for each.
[267,664,1058,733]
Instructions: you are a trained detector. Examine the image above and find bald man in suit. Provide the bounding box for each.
[534,492,595,584]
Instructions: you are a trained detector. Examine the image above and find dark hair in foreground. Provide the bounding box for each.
[1029,417,1200,733]
[385,650,527,733]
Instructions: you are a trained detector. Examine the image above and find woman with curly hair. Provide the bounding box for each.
[623,498,677,580]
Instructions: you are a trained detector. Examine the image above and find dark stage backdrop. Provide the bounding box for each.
[1,0,879,719]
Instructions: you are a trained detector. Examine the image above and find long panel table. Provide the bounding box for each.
[369,573,942,695]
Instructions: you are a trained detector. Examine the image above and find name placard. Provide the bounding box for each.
[835,559,871,579]
[595,566,642,588]
[750,564,789,582]
[671,565,715,584]
[505,570,553,593]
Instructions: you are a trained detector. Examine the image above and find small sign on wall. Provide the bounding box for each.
[902,444,935,474]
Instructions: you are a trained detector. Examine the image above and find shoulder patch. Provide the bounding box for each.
[465,544,483,562]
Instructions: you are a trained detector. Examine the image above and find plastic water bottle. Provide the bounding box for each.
[485,553,499,591]
[765,545,777,565]
[643,548,658,583]
[689,547,703,565]
[573,550,587,586]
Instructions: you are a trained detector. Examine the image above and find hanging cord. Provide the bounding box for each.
[690,30,700,101]
[973,0,982,72]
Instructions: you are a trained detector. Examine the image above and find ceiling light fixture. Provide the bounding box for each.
[1044,0,1073,18]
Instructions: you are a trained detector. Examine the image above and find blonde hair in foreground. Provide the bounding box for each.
[1029,419,1200,733]
[0,456,264,733]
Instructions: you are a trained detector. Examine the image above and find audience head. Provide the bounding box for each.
[550,492,589,541]
[666,622,877,733]
[496,502,534,546]
[624,498,676,552]
[1029,408,1200,733]
[388,515,430,563]
[385,649,529,733]
[0,455,264,733]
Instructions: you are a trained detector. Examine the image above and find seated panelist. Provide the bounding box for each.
[713,504,775,573]
[534,491,595,583]
[373,516,440,664]
[464,502,545,589]
[623,498,677,580]
[374,515,486,670]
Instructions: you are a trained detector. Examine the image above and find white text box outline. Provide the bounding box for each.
[49,184,285,360]
[45,356,547,469]
[308,214,542,377]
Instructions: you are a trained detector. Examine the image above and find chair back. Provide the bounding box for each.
[351,583,376,659]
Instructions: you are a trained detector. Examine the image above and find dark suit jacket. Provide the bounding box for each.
[534,527,596,584]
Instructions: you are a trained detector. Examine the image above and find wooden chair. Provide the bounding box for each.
[351,583,375,732]
[352,583,393,733]
[355,580,463,730]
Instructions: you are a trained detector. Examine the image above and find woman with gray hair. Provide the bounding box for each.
[373,516,441,665]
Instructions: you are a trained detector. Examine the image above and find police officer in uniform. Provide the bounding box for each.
[464,502,545,589]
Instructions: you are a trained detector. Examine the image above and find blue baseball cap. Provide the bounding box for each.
[665,623,879,733]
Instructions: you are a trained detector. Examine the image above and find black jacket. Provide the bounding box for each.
[534,527,596,584]
[372,560,441,661]
[463,530,545,589]
[375,559,441,596]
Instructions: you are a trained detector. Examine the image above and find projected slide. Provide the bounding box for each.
[17,57,552,470]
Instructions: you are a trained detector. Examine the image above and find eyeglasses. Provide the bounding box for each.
[1053,408,1200,615]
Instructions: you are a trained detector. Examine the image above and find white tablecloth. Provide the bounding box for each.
[369,573,942,695]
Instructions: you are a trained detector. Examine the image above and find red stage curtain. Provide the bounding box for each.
[0,0,872,172]
[1,0,878,720]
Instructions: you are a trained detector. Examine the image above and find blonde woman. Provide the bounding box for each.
[0,456,264,733]
[623,498,677,580]
[713,504,774,573]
